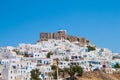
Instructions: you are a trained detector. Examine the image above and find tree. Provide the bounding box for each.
[13,49,20,55]
[75,65,83,76]
[46,52,53,58]
[52,70,57,79]
[87,46,96,52]
[24,53,29,57]
[89,64,93,71]
[51,65,56,70]
[64,65,83,80]
[114,63,120,68]
[30,69,41,80]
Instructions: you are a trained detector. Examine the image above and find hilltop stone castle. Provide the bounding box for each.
[39,30,90,46]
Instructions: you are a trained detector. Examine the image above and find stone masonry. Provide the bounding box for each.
[39,30,90,46]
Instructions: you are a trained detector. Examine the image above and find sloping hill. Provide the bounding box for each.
[76,70,118,80]
[112,72,120,80]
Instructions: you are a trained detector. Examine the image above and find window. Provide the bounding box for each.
[75,56,77,59]
[71,56,74,59]
[79,56,81,58]
[37,60,42,63]
[60,62,63,65]
[12,66,16,69]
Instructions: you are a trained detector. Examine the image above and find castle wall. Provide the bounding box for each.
[39,30,89,46]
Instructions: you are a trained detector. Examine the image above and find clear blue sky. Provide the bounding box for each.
[0,0,120,53]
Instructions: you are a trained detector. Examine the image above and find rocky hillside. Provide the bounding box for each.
[76,70,119,80]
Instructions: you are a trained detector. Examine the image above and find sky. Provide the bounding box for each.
[0,0,120,53]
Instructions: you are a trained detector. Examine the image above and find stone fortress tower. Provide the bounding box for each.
[39,30,90,46]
